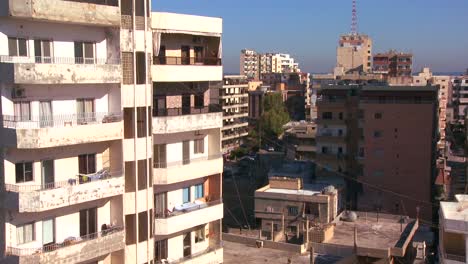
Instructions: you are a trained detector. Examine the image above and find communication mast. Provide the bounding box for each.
[351,0,358,35]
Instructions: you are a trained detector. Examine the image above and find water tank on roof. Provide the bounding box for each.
[341,211,358,222]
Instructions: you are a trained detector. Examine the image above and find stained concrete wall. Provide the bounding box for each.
[152,112,222,134]
[5,0,120,27]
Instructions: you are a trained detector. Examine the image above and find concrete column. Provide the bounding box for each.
[306,218,310,244]
[271,221,274,241]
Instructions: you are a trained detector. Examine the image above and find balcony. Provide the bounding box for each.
[153,155,223,185]
[316,133,346,143]
[1,112,123,149]
[5,227,124,264]
[152,105,222,134]
[0,56,121,84]
[168,246,223,264]
[152,56,222,82]
[2,170,124,212]
[442,253,466,264]
[154,200,223,236]
[2,0,120,27]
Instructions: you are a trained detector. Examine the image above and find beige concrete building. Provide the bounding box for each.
[0,3,223,264]
[336,34,373,75]
[240,49,260,80]
[439,195,468,263]
[151,12,224,263]
[221,76,249,153]
[254,177,338,242]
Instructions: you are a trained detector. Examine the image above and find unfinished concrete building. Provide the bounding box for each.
[336,34,373,75]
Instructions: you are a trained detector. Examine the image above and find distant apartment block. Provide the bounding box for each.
[451,74,468,124]
[336,34,373,75]
[439,195,468,263]
[283,121,317,161]
[152,12,224,263]
[316,85,438,221]
[240,50,300,81]
[373,50,413,84]
[221,76,249,153]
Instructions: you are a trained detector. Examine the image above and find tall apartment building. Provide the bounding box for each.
[271,53,300,73]
[240,49,260,80]
[0,2,223,264]
[336,34,373,75]
[451,75,468,124]
[221,76,249,153]
[316,85,438,221]
[151,12,224,263]
[373,50,413,81]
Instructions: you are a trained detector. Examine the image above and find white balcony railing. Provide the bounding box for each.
[0,55,120,65]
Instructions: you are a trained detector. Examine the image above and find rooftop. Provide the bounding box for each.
[440,195,468,222]
[262,183,334,196]
[324,211,418,258]
[152,12,222,35]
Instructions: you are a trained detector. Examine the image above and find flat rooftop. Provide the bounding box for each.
[325,211,417,258]
[440,195,468,221]
[262,183,331,196]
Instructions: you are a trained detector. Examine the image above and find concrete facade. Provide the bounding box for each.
[336,34,372,75]
[0,4,224,264]
[439,195,468,264]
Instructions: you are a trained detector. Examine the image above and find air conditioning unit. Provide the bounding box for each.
[12,87,26,99]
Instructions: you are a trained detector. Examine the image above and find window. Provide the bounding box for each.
[34,39,52,63]
[322,112,332,120]
[137,159,147,191]
[14,101,31,121]
[358,147,364,158]
[155,239,168,261]
[154,144,167,168]
[194,138,205,154]
[375,149,384,157]
[288,206,299,216]
[183,141,190,165]
[373,130,383,138]
[78,154,96,182]
[8,37,27,57]
[374,112,382,119]
[76,99,95,124]
[125,161,136,192]
[183,187,190,203]
[373,170,384,177]
[74,42,95,64]
[137,107,147,138]
[124,108,135,139]
[154,192,167,218]
[338,112,343,120]
[194,46,204,64]
[80,208,97,237]
[15,162,33,183]
[194,184,204,199]
[195,226,205,243]
[136,52,146,84]
[17,223,35,244]
[338,147,343,154]
[194,93,204,109]
[321,146,329,154]
[125,214,136,245]
[138,211,148,242]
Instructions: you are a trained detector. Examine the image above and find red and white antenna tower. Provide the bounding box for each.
[351,0,358,35]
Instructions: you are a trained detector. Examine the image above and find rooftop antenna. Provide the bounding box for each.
[351,0,358,35]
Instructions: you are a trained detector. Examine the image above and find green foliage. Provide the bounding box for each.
[229,147,248,160]
[258,93,290,140]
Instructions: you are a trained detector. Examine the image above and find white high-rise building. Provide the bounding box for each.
[0,2,223,264]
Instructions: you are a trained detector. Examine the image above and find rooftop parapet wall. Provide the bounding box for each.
[4,0,120,27]
[152,12,222,35]
[269,177,303,190]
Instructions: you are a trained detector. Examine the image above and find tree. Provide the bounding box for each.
[285,95,306,121]
[258,93,290,142]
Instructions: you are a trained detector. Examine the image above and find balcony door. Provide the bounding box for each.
[76,99,95,125]
[39,101,52,128]
[80,208,97,238]
[42,218,55,247]
[74,42,95,64]
[194,46,204,64]
[154,192,167,218]
[78,154,96,183]
[182,95,191,115]
[34,40,52,63]
[183,232,191,257]
[181,46,190,65]
[154,96,166,116]
[41,160,54,188]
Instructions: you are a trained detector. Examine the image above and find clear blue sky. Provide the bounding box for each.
[152,0,468,74]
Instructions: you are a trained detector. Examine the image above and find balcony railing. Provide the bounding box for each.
[166,245,222,264]
[153,154,222,169]
[2,170,123,193]
[152,104,221,117]
[0,55,120,65]
[155,199,222,219]
[153,56,221,66]
[6,226,123,257]
[2,112,122,129]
